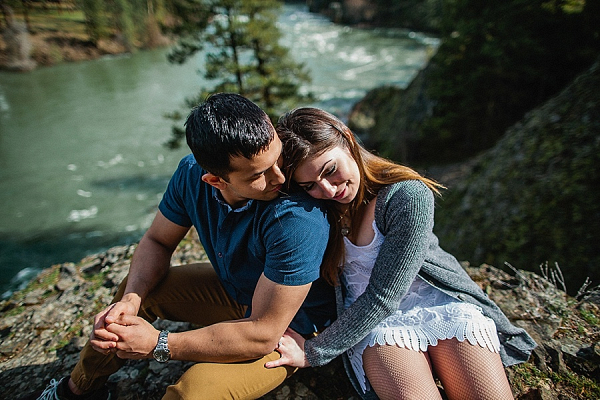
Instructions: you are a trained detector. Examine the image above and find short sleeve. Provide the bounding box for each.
[158,157,194,227]
[261,194,329,286]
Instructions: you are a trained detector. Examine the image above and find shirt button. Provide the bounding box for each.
[218,252,223,257]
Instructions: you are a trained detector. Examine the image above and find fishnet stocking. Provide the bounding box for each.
[362,345,443,400]
[362,339,513,400]
[428,338,514,400]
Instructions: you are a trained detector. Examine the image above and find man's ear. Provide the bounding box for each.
[202,173,228,190]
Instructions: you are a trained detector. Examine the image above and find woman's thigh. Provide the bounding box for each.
[428,338,513,400]
[362,344,442,400]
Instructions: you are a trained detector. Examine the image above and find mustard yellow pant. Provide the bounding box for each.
[71,263,296,399]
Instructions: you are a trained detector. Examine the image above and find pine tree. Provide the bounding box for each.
[165,0,311,148]
[77,0,106,45]
[77,0,169,49]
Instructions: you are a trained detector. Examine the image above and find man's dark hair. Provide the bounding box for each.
[185,93,275,178]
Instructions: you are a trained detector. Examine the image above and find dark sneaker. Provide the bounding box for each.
[19,377,111,400]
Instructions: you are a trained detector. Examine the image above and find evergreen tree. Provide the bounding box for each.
[77,0,106,45]
[165,0,311,149]
[77,0,170,49]
[111,0,136,50]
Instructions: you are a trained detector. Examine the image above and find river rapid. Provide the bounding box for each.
[0,4,438,297]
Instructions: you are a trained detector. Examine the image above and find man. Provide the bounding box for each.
[27,93,335,400]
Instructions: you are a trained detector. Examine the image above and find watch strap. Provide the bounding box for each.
[153,330,170,362]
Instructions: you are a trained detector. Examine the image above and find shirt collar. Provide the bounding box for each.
[212,186,254,213]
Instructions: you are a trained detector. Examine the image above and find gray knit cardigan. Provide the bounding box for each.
[304,180,537,399]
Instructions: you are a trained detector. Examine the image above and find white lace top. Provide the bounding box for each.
[342,221,500,393]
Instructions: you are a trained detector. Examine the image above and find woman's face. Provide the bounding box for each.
[293,145,360,204]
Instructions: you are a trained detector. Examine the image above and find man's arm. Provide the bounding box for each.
[107,194,327,362]
[117,210,190,310]
[91,211,189,352]
[107,273,311,362]
[170,273,311,362]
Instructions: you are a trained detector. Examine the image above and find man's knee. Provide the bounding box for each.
[163,354,293,400]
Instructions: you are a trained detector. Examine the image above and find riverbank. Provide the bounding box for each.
[1,231,599,399]
[0,25,173,71]
[0,4,171,71]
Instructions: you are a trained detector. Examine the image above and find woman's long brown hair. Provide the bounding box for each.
[277,108,443,285]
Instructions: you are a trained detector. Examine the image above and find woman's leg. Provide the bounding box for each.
[428,338,513,400]
[362,344,443,400]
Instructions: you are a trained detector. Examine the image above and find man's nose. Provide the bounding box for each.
[269,164,285,185]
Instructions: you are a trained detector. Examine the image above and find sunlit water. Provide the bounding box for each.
[0,4,438,297]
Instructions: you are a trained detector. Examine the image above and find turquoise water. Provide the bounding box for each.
[0,4,438,297]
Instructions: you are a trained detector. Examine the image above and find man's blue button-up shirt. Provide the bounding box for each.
[158,154,335,334]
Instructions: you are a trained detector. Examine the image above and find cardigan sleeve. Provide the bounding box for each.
[305,181,435,367]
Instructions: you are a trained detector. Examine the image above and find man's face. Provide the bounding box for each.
[219,134,285,208]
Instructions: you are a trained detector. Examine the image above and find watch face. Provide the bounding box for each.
[154,348,170,363]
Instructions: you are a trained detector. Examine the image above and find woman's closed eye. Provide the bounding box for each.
[300,164,337,192]
[324,164,337,176]
[301,183,314,192]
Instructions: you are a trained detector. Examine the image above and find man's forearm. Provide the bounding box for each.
[165,276,312,363]
[167,319,280,363]
[122,234,174,307]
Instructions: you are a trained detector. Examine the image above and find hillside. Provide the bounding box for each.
[348,57,600,297]
[0,235,599,399]
[432,58,600,294]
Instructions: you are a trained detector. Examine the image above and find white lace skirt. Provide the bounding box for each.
[346,276,501,393]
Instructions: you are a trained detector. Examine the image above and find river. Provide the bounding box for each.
[0,4,438,297]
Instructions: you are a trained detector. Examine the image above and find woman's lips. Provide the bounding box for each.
[333,186,346,200]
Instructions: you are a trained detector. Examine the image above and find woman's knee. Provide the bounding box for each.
[363,345,441,400]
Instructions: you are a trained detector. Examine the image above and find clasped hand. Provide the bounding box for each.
[90,298,159,360]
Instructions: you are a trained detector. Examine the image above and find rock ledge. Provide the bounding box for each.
[1,234,599,399]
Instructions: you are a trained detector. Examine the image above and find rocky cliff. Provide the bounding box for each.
[348,56,600,298]
[307,0,443,32]
[432,58,600,295]
[1,232,599,399]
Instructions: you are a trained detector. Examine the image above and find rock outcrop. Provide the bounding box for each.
[348,57,600,298]
[308,0,443,32]
[1,231,599,399]
[432,58,600,295]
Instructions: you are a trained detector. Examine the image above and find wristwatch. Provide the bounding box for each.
[153,330,171,363]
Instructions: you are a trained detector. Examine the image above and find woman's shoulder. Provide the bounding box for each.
[375,180,435,233]
[377,180,433,206]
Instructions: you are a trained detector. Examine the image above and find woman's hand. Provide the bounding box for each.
[265,327,310,369]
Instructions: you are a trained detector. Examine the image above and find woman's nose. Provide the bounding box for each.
[318,180,337,198]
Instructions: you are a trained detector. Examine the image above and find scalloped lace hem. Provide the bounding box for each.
[347,302,501,393]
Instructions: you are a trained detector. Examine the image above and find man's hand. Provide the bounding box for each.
[88,211,187,356]
[265,328,310,369]
[89,293,141,354]
[105,314,160,360]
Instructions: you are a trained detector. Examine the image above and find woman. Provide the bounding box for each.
[266,108,536,399]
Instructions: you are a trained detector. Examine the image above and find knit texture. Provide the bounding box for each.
[303,180,537,398]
